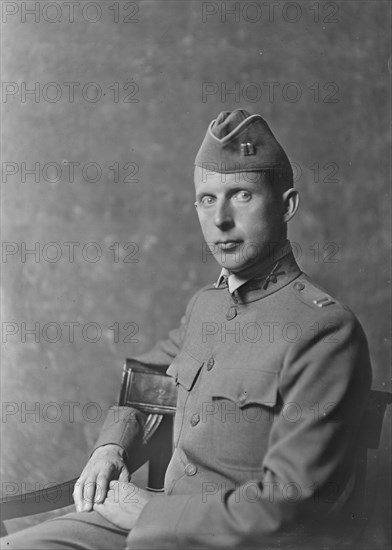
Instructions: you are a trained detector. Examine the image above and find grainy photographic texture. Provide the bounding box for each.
[1,1,390,549]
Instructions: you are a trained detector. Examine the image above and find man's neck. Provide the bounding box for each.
[217,240,293,294]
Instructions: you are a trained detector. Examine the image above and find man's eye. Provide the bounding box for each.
[200,196,215,207]
[233,191,251,202]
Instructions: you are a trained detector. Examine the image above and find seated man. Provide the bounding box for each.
[2,110,372,549]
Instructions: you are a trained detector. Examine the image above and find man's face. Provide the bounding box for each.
[194,167,286,273]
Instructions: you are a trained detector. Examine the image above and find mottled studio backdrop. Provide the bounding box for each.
[1,0,390,546]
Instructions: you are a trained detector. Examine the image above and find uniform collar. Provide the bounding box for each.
[215,240,293,294]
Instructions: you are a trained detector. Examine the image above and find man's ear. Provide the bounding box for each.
[282,188,300,223]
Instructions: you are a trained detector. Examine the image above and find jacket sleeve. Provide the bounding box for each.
[92,289,202,456]
[126,309,372,549]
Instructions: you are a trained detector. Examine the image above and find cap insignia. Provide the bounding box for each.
[240,142,255,156]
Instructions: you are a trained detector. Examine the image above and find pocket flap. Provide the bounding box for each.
[167,349,204,391]
[212,369,279,408]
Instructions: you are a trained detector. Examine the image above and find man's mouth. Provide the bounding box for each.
[215,241,242,251]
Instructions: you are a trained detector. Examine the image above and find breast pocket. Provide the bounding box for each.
[210,369,279,471]
[167,349,204,446]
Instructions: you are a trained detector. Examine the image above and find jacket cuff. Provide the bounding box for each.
[91,406,147,458]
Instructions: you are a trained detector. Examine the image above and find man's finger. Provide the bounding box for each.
[83,480,97,511]
[73,478,85,512]
[94,473,110,503]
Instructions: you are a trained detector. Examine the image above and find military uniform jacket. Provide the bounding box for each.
[94,252,372,549]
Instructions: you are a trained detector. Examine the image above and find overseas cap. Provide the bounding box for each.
[195,109,293,185]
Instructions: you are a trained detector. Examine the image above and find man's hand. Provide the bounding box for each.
[94,481,158,530]
[73,444,130,512]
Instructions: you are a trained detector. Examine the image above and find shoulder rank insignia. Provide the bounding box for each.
[313,296,335,308]
[293,279,336,309]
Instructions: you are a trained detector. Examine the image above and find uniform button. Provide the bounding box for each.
[185,463,197,476]
[191,413,200,426]
[206,357,215,371]
[238,391,247,404]
[294,281,305,291]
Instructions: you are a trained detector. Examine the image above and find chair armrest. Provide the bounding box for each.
[0,478,78,522]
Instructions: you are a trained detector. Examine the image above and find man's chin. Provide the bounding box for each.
[213,256,251,274]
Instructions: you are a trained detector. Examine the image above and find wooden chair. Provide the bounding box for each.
[1,358,391,539]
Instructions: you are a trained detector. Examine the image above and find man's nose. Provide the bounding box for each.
[214,200,234,230]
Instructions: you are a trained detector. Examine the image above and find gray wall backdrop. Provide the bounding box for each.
[1,0,390,546]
